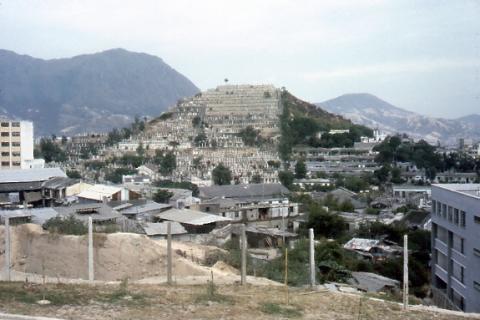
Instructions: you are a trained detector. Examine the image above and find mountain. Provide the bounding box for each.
[317,93,480,145]
[0,49,199,135]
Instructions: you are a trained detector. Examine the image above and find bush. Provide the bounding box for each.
[43,215,87,235]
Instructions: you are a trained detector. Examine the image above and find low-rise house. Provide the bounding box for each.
[54,203,122,224]
[0,168,74,208]
[136,164,159,181]
[153,207,231,234]
[113,200,171,221]
[348,272,400,293]
[312,188,367,210]
[76,184,141,203]
[293,178,332,189]
[122,175,151,186]
[165,188,197,209]
[197,183,299,223]
[343,237,402,262]
[141,221,188,239]
[337,211,379,232]
[0,210,32,224]
[232,224,297,249]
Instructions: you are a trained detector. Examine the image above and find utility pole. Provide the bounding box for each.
[4,217,11,281]
[284,248,289,305]
[403,234,409,310]
[88,217,94,282]
[167,222,172,285]
[241,224,247,285]
[309,228,315,287]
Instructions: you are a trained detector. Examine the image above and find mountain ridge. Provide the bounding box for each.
[317,93,480,145]
[0,48,199,135]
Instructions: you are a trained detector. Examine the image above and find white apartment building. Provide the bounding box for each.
[0,119,34,170]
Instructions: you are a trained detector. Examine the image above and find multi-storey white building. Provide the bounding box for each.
[431,184,480,312]
[0,119,34,170]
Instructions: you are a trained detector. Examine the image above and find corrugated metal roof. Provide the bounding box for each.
[156,208,231,225]
[199,183,289,199]
[0,168,66,183]
[121,201,171,215]
[349,272,400,292]
[54,203,122,222]
[77,184,122,201]
[0,207,59,225]
[142,222,187,236]
[343,238,380,252]
[0,210,33,219]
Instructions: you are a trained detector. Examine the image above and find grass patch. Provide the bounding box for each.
[194,279,233,305]
[260,302,303,318]
[0,281,148,307]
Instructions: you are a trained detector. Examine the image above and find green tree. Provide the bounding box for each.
[294,160,307,179]
[153,189,174,203]
[159,151,176,176]
[37,138,67,163]
[238,126,263,147]
[212,163,232,185]
[278,171,295,189]
[136,142,145,157]
[66,170,82,179]
[306,203,347,238]
[104,167,136,184]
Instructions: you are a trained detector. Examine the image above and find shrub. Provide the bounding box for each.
[43,215,87,235]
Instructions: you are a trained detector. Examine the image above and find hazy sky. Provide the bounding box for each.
[1,0,479,118]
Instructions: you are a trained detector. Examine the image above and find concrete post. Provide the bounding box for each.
[4,218,11,281]
[403,234,408,310]
[167,222,172,285]
[241,224,247,285]
[309,228,315,287]
[88,217,94,282]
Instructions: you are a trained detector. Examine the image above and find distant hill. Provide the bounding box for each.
[0,49,199,135]
[279,90,373,160]
[317,93,480,145]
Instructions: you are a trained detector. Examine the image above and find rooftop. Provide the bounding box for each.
[155,208,231,225]
[141,221,187,236]
[77,184,123,201]
[0,168,66,183]
[199,183,289,200]
[433,184,480,200]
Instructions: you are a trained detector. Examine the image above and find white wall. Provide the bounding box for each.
[20,121,34,169]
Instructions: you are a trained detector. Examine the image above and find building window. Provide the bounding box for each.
[11,152,20,157]
[11,142,20,147]
[453,234,465,254]
[1,142,9,147]
[1,152,9,157]
[432,200,436,214]
[474,281,480,292]
[454,209,459,225]
[460,211,466,228]
[448,206,453,222]
[11,132,20,137]
[1,122,9,127]
[452,260,465,284]
[475,216,480,224]
[12,161,20,166]
[442,204,447,219]
[1,132,9,137]
[11,122,20,127]
[474,248,480,257]
[1,161,9,166]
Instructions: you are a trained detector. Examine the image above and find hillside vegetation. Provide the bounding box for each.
[279,90,373,160]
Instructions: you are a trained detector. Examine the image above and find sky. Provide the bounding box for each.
[0,0,479,118]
